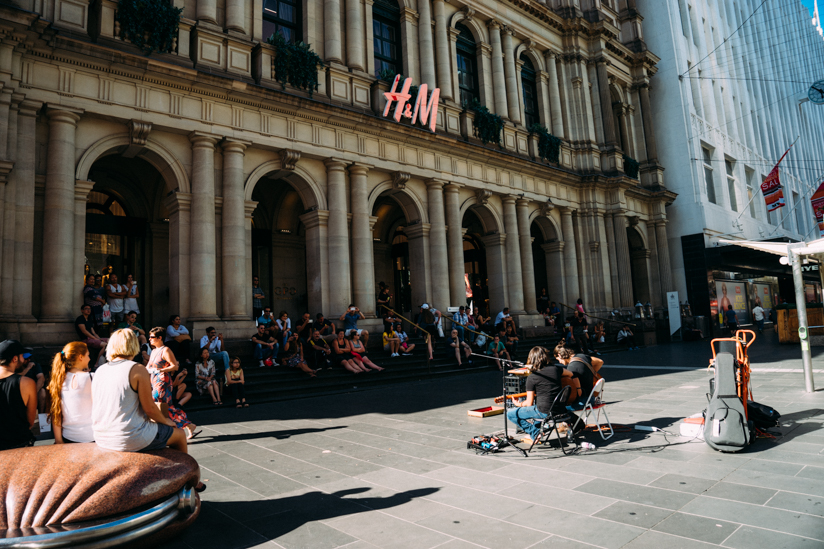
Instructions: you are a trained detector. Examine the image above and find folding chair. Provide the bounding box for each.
[572,378,613,440]
[527,386,574,455]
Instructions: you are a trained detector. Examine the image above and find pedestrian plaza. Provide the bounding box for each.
[158,336,824,549]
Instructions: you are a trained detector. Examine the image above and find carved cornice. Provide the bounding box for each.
[475,189,491,205]
[391,171,411,190]
[279,149,300,170]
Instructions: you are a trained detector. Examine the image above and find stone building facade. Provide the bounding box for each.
[0,0,674,344]
[640,0,824,319]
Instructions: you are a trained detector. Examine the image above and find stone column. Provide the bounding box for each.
[345,0,365,72]
[12,99,39,320]
[405,223,432,308]
[324,0,343,64]
[300,210,330,316]
[417,0,436,88]
[432,0,452,100]
[596,60,619,147]
[502,27,521,125]
[481,233,507,317]
[501,196,525,314]
[612,212,633,307]
[542,241,566,306]
[226,0,246,33]
[654,220,672,293]
[221,139,250,319]
[0,96,16,318]
[197,0,217,24]
[41,106,83,322]
[188,131,220,321]
[325,159,351,315]
[349,163,376,316]
[603,211,620,309]
[487,21,508,119]
[638,84,658,163]
[516,199,538,314]
[617,104,631,156]
[166,193,192,320]
[426,179,450,310]
[544,51,564,138]
[444,184,465,307]
[0,89,11,160]
[559,207,579,305]
[74,181,95,313]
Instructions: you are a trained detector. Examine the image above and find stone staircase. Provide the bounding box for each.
[28,330,636,413]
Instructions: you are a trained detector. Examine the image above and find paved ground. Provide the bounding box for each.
[163,330,824,549]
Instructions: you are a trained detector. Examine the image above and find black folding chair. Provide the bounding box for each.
[527,386,574,455]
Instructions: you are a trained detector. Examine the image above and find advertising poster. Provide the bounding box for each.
[752,283,773,310]
[716,280,750,325]
[811,181,824,237]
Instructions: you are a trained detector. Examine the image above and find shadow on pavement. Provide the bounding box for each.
[189,426,348,445]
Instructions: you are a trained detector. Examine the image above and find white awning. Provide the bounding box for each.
[718,237,824,257]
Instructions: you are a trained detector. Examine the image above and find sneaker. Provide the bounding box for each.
[271,360,280,366]
[259,360,265,367]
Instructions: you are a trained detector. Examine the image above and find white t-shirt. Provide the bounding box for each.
[276,318,291,331]
[753,306,765,321]
[200,335,223,353]
[124,284,139,314]
[107,284,124,313]
[61,372,95,443]
[165,324,189,342]
[495,311,508,325]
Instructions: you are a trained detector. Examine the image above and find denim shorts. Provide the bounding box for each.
[140,423,175,452]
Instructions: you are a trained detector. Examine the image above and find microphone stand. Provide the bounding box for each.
[469,352,528,457]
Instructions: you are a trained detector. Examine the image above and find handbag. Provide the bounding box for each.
[475,333,487,348]
[101,304,111,324]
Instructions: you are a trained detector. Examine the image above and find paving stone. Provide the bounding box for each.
[647,474,718,494]
[651,512,739,544]
[593,501,674,529]
[766,491,824,517]
[702,481,777,504]
[416,508,548,548]
[722,525,824,549]
[574,478,697,510]
[618,530,725,548]
[323,509,451,549]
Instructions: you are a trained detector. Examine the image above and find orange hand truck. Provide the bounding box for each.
[709,329,755,419]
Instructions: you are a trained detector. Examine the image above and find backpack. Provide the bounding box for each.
[704,352,750,452]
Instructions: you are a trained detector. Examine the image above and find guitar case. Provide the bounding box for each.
[704,352,750,452]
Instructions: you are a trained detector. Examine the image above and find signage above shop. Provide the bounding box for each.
[382,75,440,133]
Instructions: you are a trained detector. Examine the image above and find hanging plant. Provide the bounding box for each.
[528,123,562,164]
[623,154,640,179]
[117,0,182,55]
[468,99,504,146]
[269,33,324,97]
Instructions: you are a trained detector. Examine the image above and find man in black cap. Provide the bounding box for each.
[0,340,37,450]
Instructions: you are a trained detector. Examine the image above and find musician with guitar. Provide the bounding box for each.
[553,343,603,405]
[505,347,581,444]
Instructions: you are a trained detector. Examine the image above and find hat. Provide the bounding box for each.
[0,340,26,362]
[22,347,33,360]
[421,303,430,310]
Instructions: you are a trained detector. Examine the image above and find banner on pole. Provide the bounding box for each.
[811,182,824,237]
[761,147,792,212]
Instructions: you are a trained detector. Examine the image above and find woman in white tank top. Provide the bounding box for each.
[47,342,94,444]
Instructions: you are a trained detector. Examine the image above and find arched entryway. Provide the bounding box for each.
[251,178,309,319]
[530,215,564,308]
[627,226,651,304]
[461,203,504,316]
[85,155,170,327]
[372,195,411,316]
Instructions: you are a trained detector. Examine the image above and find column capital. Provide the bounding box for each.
[45,104,82,124]
[164,192,193,215]
[543,48,559,61]
[74,179,95,200]
[651,218,668,228]
[559,205,576,215]
[17,99,41,117]
[300,209,330,229]
[425,178,446,190]
[244,200,258,219]
[516,197,531,209]
[188,131,220,147]
[487,19,502,30]
[481,232,507,247]
[502,25,515,37]
[501,194,518,205]
[404,222,431,239]
[443,182,463,193]
[221,137,252,153]
[325,158,348,171]
[541,241,564,253]
[348,162,373,175]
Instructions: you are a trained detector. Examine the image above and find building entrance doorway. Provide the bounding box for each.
[85,155,170,327]
[462,210,489,316]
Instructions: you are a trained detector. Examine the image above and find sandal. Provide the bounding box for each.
[243,402,249,407]
[187,429,202,440]
[236,403,243,408]
[195,482,207,493]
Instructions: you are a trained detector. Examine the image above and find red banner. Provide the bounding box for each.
[811,182,824,237]
[761,147,792,213]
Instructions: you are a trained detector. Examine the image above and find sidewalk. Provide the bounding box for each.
[161,333,824,549]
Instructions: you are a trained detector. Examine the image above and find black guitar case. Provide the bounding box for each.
[704,352,750,452]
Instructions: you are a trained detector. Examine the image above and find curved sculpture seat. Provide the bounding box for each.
[0,443,201,548]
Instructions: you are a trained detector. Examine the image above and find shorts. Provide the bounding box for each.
[140,423,175,452]
[286,354,303,368]
[347,328,365,336]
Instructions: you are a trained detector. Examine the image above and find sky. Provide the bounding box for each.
[801,0,816,18]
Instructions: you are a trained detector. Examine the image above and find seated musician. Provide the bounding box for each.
[554,343,603,406]
[506,346,581,444]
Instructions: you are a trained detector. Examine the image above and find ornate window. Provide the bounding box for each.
[520,54,539,128]
[373,0,402,76]
[456,24,479,107]
[263,0,301,44]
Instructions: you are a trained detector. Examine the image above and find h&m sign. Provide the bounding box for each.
[382,75,440,133]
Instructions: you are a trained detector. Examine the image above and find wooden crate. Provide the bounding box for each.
[777,308,824,344]
[467,406,504,418]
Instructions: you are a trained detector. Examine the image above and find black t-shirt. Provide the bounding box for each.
[75,315,96,339]
[251,332,272,344]
[0,374,33,450]
[298,320,313,340]
[377,288,390,309]
[23,362,43,381]
[526,365,564,414]
[566,354,594,398]
[316,319,334,334]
